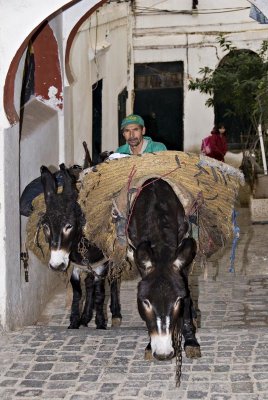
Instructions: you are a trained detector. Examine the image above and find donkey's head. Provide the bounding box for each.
[135,238,196,360]
[41,164,85,272]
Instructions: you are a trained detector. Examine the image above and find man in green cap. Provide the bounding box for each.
[116,114,167,155]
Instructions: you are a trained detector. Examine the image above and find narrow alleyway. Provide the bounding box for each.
[0,208,267,399]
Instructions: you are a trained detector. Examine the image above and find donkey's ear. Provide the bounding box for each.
[134,241,155,278]
[59,163,66,171]
[173,238,197,272]
[59,163,77,198]
[40,166,56,204]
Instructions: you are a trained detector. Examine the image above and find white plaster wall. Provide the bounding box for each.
[20,103,60,190]
[62,0,110,82]
[19,99,62,329]
[49,1,109,163]
[1,125,21,329]
[251,0,268,18]
[70,2,129,162]
[134,0,259,32]
[102,13,129,151]
[70,31,92,164]
[132,0,268,157]
[0,131,8,329]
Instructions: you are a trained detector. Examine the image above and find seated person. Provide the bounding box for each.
[116,114,167,155]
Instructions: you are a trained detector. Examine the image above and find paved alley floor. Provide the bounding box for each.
[0,208,268,399]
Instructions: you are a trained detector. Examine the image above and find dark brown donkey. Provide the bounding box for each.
[40,164,122,329]
[128,178,201,360]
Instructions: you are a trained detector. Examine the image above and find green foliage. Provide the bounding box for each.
[188,35,268,135]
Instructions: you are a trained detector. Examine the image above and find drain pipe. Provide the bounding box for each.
[258,124,268,175]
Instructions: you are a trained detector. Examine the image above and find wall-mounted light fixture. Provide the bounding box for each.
[192,0,198,10]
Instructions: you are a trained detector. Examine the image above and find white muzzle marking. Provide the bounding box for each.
[49,249,70,270]
[151,332,173,358]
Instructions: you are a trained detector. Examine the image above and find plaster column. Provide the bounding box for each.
[0,124,22,330]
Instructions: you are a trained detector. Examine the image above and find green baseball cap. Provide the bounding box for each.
[121,114,144,129]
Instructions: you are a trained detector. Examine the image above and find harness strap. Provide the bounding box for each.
[20,242,29,282]
[71,259,108,279]
[77,237,108,280]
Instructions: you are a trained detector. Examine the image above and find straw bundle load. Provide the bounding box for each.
[78,151,244,265]
[26,195,49,264]
[26,151,244,277]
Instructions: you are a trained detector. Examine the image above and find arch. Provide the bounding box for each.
[3,0,80,125]
[65,0,108,84]
[214,49,262,149]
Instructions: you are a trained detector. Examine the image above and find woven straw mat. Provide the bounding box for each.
[78,151,244,264]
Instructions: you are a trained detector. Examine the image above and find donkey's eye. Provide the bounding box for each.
[143,299,152,310]
[63,224,73,234]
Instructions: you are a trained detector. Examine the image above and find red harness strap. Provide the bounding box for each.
[186,191,204,217]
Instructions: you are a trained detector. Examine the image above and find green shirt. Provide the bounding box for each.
[116,136,167,154]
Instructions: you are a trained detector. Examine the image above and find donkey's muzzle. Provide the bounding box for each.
[49,249,70,272]
[153,350,174,361]
[49,262,67,272]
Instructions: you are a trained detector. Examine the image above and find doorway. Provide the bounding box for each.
[118,87,128,146]
[92,79,103,163]
[134,62,184,150]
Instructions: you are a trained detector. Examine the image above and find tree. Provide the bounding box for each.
[188,35,268,155]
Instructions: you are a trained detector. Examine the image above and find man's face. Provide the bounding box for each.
[122,124,145,148]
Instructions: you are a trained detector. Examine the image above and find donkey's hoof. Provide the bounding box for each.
[68,323,80,329]
[185,345,201,359]
[80,315,91,327]
[144,348,153,361]
[96,324,107,330]
[111,317,122,328]
[80,313,92,326]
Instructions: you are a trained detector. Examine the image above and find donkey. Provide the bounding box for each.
[128,178,201,360]
[40,164,122,329]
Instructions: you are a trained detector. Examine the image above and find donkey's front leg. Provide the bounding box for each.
[80,273,95,327]
[182,295,201,358]
[94,278,107,329]
[144,341,153,361]
[110,278,122,327]
[69,270,82,329]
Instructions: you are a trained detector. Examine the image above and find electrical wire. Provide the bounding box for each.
[133,6,250,16]
[88,12,100,91]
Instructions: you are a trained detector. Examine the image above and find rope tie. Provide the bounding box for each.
[187,191,204,217]
[229,209,240,273]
